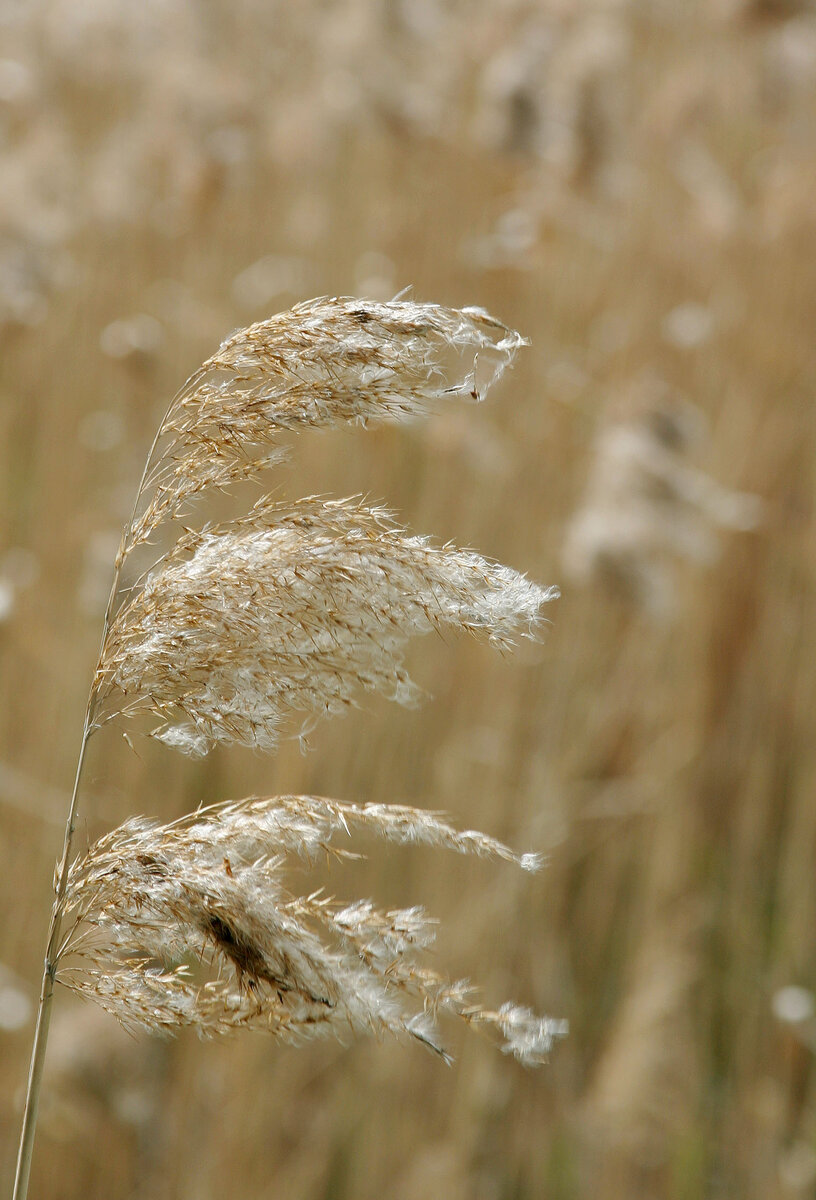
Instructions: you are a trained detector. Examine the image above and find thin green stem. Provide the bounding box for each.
[13,710,93,1200]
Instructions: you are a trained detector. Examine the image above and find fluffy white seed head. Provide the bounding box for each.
[96,497,557,754]
[59,796,565,1064]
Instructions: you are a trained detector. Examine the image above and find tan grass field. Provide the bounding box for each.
[1,1,815,1196]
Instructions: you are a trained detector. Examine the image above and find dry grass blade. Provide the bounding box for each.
[59,796,567,1064]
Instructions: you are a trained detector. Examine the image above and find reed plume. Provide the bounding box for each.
[563,382,761,616]
[15,296,560,1200]
[120,296,526,557]
[59,795,565,1063]
[97,496,552,755]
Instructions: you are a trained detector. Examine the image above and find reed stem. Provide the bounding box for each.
[13,713,92,1200]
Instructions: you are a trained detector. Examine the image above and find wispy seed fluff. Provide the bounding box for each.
[124,296,528,552]
[93,297,556,753]
[59,796,567,1064]
[97,497,555,754]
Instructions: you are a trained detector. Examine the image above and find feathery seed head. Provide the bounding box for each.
[562,386,762,616]
[59,796,566,1064]
[98,501,555,756]
[125,297,528,555]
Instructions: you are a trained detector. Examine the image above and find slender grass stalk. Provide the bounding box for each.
[13,713,90,1200]
[13,446,147,1198]
[14,297,562,1198]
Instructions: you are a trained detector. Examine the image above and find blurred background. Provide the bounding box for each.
[1,0,815,1196]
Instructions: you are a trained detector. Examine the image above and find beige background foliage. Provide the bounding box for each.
[1,0,815,1197]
